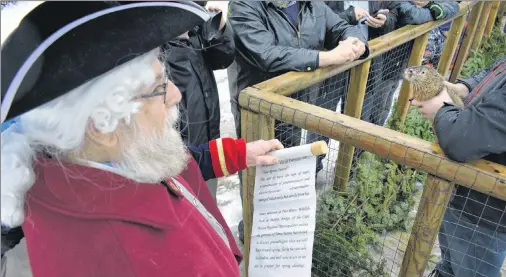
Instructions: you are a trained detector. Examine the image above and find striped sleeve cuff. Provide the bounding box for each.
[209,138,247,178]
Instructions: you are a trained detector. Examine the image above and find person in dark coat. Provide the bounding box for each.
[412,57,506,277]
[227,0,369,243]
[163,2,235,201]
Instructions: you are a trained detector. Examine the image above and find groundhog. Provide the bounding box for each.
[403,65,464,108]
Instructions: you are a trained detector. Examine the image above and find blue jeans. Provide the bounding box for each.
[436,206,506,277]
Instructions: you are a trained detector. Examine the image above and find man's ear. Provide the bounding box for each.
[86,121,119,147]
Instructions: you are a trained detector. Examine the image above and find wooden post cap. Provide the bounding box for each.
[310,141,328,156]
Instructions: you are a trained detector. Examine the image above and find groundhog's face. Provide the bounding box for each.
[403,66,436,82]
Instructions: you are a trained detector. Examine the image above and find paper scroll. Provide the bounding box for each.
[248,142,328,277]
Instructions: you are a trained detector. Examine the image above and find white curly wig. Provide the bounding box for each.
[1,48,188,228]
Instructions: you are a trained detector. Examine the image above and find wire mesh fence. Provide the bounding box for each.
[249,41,506,277]
[432,197,506,277]
[243,102,506,277]
[239,4,506,276]
[272,41,413,193]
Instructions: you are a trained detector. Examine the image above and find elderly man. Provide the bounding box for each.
[1,2,282,276]
[412,57,506,277]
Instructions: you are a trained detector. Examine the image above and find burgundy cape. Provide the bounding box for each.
[22,157,242,277]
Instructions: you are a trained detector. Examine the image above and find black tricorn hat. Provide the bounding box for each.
[1,1,209,123]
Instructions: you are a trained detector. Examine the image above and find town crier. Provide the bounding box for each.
[0,2,282,276]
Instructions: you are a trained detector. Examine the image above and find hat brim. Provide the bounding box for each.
[1,1,209,122]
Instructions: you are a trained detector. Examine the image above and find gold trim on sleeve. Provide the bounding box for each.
[216,139,230,176]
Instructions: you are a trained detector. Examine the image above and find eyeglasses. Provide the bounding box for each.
[132,78,168,103]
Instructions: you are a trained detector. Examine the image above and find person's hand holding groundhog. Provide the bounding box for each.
[411,87,454,121]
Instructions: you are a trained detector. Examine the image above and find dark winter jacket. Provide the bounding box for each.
[387,1,460,28]
[434,57,506,232]
[227,1,369,135]
[163,23,235,146]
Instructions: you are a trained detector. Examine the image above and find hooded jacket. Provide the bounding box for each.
[390,1,460,27]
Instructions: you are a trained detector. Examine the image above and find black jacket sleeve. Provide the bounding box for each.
[323,4,369,58]
[457,58,506,92]
[324,1,357,25]
[228,1,319,73]
[369,2,401,37]
[395,1,459,26]
[202,22,236,70]
[1,226,24,258]
[188,143,216,181]
[434,88,506,162]
[338,7,356,25]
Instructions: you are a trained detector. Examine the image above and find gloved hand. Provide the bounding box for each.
[428,2,445,20]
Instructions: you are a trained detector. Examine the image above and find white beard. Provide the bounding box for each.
[116,107,189,183]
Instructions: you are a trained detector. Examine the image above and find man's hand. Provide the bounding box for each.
[246,139,284,166]
[414,1,430,8]
[336,37,366,62]
[444,81,470,99]
[365,9,389,28]
[319,38,365,67]
[428,3,445,20]
[354,7,369,21]
[411,87,454,121]
[207,5,226,30]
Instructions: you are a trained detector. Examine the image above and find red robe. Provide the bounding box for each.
[22,157,243,277]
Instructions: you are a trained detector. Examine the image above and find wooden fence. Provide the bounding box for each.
[239,2,505,277]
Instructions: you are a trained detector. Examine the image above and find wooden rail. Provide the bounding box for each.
[240,109,275,277]
[472,1,494,51]
[395,33,430,128]
[499,2,506,24]
[239,87,506,201]
[334,60,371,191]
[450,1,485,82]
[437,14,467,77]
[485,1,501,37]
[399,176,453,277]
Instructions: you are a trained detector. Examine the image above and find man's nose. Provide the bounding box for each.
[165,81,182,107]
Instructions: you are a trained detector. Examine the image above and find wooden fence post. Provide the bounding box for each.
[499,2,506,24]
[471,1,494,51]
[333,60,371,191]
[399,175,453,277]
[484,1,501,37]
[394,33,430,128]
[240,106,275,277]
[437,14,467,78]
[450,2,485,83]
